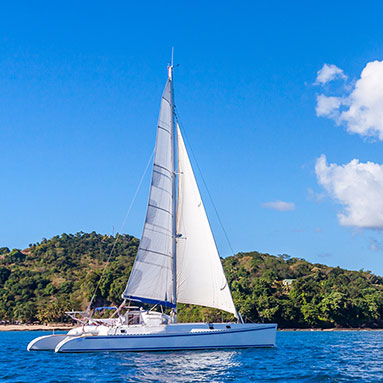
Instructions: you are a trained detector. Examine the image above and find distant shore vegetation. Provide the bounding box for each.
[1,232,383,328]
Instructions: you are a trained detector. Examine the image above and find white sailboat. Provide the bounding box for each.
[28,61,277,353]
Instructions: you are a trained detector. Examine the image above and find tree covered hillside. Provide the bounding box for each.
[0,232,138,323]
[1,232,383,328]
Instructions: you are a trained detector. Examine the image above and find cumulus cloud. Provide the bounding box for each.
[261,201,296,211]
[340,61,383,140]
[315,95,344,118]
[314,64,347,85]
[315,60,383,140]
[315,155,383,229]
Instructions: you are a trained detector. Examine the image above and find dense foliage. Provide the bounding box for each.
[0,232,138,323]
[223,252,383,328]
[1,232,383,328]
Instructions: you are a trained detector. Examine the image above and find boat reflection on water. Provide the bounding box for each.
[114,350,241,382]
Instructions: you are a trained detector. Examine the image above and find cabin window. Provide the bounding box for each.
[226,325,231,329]
[209,323,214,330]
[121,329,126,334]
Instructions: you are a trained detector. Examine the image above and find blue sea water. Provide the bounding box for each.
[1,331,383,382]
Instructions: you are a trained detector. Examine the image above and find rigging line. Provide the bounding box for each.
[87,148,155,311]
[174,108,236,257]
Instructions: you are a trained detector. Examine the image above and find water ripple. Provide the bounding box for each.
[1,331,383,382]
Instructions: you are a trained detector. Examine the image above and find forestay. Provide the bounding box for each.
[176,124,238,318]
[122,78,175,307]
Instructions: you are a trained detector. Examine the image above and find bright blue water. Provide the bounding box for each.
[1,331,383,382]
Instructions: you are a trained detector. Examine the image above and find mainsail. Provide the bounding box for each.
[122,75,176,307]
[176,124,238,318]
[123,69,238,318]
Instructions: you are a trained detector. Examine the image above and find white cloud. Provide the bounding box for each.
[315,64,347,85]
[315,95,344,118]
[340,61,383,140]
[261,201,296,211]
[315,154,383,229]
[315,60,383,140]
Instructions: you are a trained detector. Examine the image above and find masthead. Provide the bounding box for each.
[168,47,174,80]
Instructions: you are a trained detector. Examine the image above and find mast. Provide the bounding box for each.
[122,57,177,309]
[169,51,177,322]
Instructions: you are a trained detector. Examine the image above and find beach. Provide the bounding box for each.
[0,324,74,331]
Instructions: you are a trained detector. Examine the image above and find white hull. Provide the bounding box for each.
[55,323,277,353]
[27,334,72,351]
[27,324,102,351]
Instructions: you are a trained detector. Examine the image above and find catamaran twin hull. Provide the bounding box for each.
[29,323,277,353]
[27,62,279,354]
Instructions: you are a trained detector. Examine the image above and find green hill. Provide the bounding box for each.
[1,232,383,328]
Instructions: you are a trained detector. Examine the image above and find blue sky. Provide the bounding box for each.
[1,1,383,274]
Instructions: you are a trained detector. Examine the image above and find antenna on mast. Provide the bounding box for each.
[168,47,174,80]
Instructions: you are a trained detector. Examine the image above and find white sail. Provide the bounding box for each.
[122,77,176,307]
[176,124,238,318]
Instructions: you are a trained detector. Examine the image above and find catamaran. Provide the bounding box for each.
[28,60,277,353]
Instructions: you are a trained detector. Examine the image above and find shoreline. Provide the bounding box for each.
[279,328,383,331]
[0,324,74,332]
[1,324,383,332]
